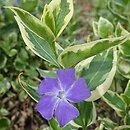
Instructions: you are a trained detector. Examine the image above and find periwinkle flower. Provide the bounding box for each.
[13,0,19,6]
[36,69,91,127]
[0,9,3,14]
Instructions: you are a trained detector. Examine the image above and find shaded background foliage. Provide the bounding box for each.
[0,0,130,130]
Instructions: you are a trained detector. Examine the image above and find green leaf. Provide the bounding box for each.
[11,80,21,92]
[49,118,62,130]
[71,102,96,129]
[117,55,130,79]
[49,117,78,130]
[20,81,40,102]
[102,90,126,113]
[13,48,29,71]
[7,91,15,98]
[55,42,64,55]
[0,74,4,81]
[0,117,10,130]
[76,49,117,101]
[121,94,130,106]
[120,40,130,57]
[115,23,130,57]
[0,108,9,116]
[42,4,55,34]
[19,0,39,12]
[42,0,73,38]
[124,80,130,98]
[19,90,28,102]
[63,124,78,130]
[18,48,29,61]
[107,1,128,22]
[0,54,7,69]
[112,0,127,6]
[58,36,127,68]
[14,53,27,71]
[37,68,56,78]
[99,118,118,129]
[18,74,40,103]
[15,15,58,66]
[124,113,130,125]
[0,78,11,97]
[115,23,129,37]
[8,49,17,57]
[92,21,98,36]
[25,66,39,77]
[98,17,114,38]
[6,7,59,66]
[14,60,26,71]
[6,7,55,43]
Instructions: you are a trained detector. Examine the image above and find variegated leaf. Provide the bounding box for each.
[76,48,117,101]
[6,7,59,66]
[115,23,130,57]
[7,7,55,43]
[58,36,127,68]
[18,75,40,103]
[103,90,126,113]
[42,0,73,38]
[70,102,96,128]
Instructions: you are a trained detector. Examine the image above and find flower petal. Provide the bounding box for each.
[36,95,58,120]
[56,69,75,91]
[55,100,79,127]
[37,78,61,95]
[66,78,91,103]
[13,0,19,6]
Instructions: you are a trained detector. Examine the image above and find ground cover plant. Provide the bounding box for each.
[0,0,130,130]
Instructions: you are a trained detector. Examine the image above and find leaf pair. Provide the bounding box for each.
[5,0,73,67]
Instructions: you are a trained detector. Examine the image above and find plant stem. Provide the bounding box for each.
[82,125,87,130]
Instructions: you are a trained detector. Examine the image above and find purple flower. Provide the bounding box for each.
[0,9,3,14]
[36,69,91,127]
[13,0,19,6]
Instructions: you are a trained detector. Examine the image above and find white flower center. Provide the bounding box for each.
[57,91,66,99]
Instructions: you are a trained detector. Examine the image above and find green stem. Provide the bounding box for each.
[51,42,58,58]
[82,125,87,130]
[51,41,62,69]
